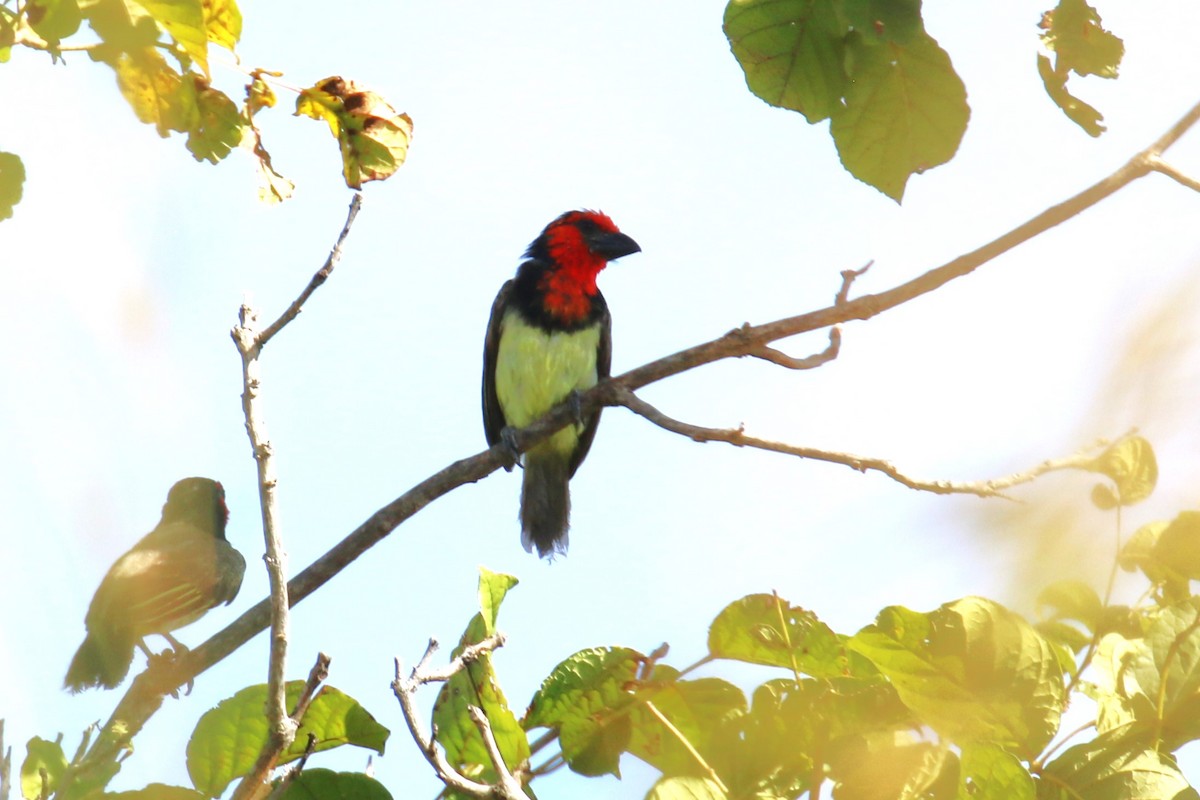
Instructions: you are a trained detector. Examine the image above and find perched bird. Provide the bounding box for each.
[64,477,246,692]
[483,210,641,557]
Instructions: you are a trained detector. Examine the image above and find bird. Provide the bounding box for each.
[483,210,641,558]
[64,477,246,692]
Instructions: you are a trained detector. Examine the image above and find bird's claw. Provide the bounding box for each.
[499,427,522,471]
[567,390,585,426]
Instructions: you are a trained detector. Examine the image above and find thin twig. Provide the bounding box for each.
[256,193,363,348]
[1145,155,1200,194]
[467,707,528,798]
[264,734,318,800]
[612,387,1100,498]
[642,701,729,795]
[392,635,523,799]
[745,327,841,370]
[231,652,331,800]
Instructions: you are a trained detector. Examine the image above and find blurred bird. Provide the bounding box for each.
[483,210,641,557]
[64,477,246,692]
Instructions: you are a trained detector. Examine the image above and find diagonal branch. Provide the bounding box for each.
[611,387,1101,498]
[67,97,1200,777]
[256,193,363,349]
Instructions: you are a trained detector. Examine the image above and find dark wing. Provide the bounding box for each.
[482,280,514,447]
[567,302,611,478]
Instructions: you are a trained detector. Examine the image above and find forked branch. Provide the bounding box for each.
[392,635,525,800]
[70,99,1200,776]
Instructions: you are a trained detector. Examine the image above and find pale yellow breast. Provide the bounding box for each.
[495,310,601,455]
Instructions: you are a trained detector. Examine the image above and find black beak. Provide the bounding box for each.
[588,231,641,261]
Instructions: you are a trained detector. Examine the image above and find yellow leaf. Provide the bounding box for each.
[295,76,413,189]
[130,0,209,75]
[202,0,240,51]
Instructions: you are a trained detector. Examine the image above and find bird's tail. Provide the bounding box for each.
[520,449,571,558]
[64,633,133,692]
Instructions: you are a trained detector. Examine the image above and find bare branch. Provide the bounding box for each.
[226,194,363,800]
[392,635,521,799]
[612,387,1101,498]
[256,193,364,349]
[67,98,1200,778]
[837,262,873,305]
[1145,154,1200,194]
[231,300,296,777]
[745,326,841,370]
[467,707,529,799]
[230,652,331,800]
[264,734,317,800]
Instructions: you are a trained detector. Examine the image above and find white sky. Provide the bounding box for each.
[4,1,1200,796]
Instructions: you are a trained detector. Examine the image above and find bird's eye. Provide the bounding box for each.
[575,218,601,237]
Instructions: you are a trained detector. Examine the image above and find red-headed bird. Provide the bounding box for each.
[64,477,246,692]
[483,210,641,558]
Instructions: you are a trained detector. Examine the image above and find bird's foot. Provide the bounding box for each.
[153,634,195,696]
[567,390,585,426]
[499,427,522,471]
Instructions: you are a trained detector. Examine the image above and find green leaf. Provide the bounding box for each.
[433,569,529,786]
[1128,597,1200,749]
[26,0,83,42]
[1087,436,1157,508]
[525,647,643,777]
[478,567,518,635]
[848,597,1064,758]
[130,0,208,74]
[1040,0,1123,79]
[1120,521,1169,575]
[645,776,728,800]
[187,682,389,798]
[830,29,968,201]
[840,0,922,45]
[295,76,413,189]
[1085,632,1147,734]
[722,0,848,123]
[186,81,243,163]
[1037,580,1102,631]
[828,736,952,800]
[21,737,67,800]
[276,769,393,800]
[1152,511,1200,581]
[723,675,914,798]
[628,669,747,777]
[1039,730,1198,800]
[0,151,25,221]
[107,785,208,800]
[707,593,851,678]
[959,742,1034,800]
[201,0,240,50]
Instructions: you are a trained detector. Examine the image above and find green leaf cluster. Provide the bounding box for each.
[21,680,390,800]
[722,0,968,201]
[413,436,1200,800]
